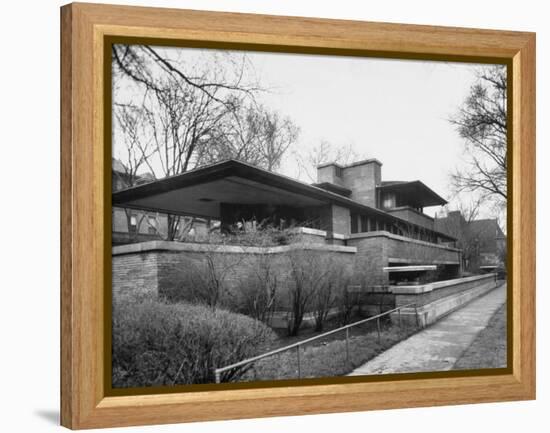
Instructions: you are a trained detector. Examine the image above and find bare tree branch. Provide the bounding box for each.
[449,65,507,203]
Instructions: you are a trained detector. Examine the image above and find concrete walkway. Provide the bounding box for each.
[349,284,507,376]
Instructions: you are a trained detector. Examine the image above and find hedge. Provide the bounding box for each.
[112,297,276,387]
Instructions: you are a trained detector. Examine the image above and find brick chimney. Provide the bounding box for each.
[317,158,382,207]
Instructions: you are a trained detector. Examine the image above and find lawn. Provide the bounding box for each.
[241,316,418,382]
[453,302,507,370]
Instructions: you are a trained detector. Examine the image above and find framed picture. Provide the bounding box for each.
[60,2,535,429]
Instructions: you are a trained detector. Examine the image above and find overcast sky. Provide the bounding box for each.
[114,46,506,220]
[244,51,498,217]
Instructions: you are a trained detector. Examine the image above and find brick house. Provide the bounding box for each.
[434,210,506,272]
[113,158,462,286]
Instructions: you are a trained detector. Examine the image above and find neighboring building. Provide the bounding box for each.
[435,210,506,272]
[113,158,462,284]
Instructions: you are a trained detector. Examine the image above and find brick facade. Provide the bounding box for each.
[385,206,435,230]
[341,160,381,207]
[347,231,461,286]
[112,241,357,312]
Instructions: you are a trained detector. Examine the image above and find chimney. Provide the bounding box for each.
[316,162,345,187]
[340,159,382,207]
[316,158,383,207]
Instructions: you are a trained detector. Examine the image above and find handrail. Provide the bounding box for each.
[214,302,418,383]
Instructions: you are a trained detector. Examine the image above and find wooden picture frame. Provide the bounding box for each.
[60,2,536,429]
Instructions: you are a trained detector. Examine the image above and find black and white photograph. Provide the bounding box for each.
[110,43,508,389]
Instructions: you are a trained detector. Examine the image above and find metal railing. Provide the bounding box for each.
[214,302,419,383]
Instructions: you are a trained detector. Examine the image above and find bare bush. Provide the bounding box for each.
[238,254,279,323]
[285,251,352,336]
[312,259,350,332]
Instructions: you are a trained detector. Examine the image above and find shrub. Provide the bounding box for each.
[161,254,239,309]
[112,297,276,387]
[285,250,335,336]
[236,254,279,323]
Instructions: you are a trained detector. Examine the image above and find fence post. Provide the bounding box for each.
[296,346,301,378]
[414,305,420,328]
[345,327,350,364]
[398,308,401,328]
[376,317,381,343]
[214,369,221,384]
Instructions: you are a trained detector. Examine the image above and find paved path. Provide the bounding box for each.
[349,284,507,376]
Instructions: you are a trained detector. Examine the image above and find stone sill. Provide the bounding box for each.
[390,273,496,294]
[348,231,461,252]
[112,240,357,256]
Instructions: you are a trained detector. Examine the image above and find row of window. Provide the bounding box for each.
[350,213,399,235]
[350,212,442,244]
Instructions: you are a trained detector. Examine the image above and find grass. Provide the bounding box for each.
[453,303,507,370]
[241,316,418,382]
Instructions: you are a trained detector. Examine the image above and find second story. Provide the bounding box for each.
[314,159,446,232]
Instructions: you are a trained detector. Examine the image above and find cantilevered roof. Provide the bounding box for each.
[112,159,456,241]
[377,180,447,207]
[312,182,352,197]
[113,159,375,219]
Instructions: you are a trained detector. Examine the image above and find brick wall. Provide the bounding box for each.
[331,205,351,235]
[347,231,461,285]
[341,160,381,207]
[111,250,158,298]
[347,235,388,286]
[112,241,357,313]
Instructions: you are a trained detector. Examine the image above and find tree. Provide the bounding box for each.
[450,66,507,204]
[113,46,258,240]
[198,103,299,171]
[435,198,487,272]
[112,104,156,241]
[112,45,260,109]
[112,45,299,240]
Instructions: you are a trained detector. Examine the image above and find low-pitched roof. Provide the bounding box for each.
[113,159,392,219]
[377,180,447,207]
[112,159,456,241]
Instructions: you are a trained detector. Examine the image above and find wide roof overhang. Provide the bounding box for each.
[113,160,350,219]
[377,181,447,207]
[112,159,456,241]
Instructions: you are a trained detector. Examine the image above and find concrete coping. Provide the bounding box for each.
[290,226,347,240]
[348,231,461,252]
[112,240,357,256]
[383,265,437,272]
[390,273,496,294]
[317,158,382,170]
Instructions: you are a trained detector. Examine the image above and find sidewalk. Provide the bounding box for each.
[348,284,507,376]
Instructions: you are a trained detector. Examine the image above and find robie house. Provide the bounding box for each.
[112,158,499,328]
